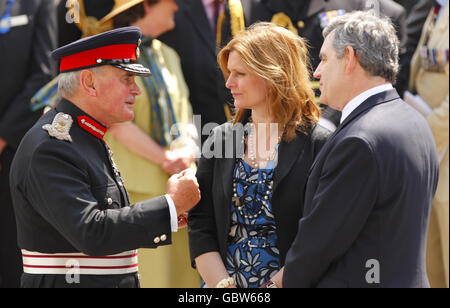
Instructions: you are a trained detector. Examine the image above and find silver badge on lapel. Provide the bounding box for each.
[43,112,73,142]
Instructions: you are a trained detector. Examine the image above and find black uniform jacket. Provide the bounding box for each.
[283,90,440,288]
[10,99,172,257]
[188,119,331,268]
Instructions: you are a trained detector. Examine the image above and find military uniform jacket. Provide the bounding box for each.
[10,99,172,257]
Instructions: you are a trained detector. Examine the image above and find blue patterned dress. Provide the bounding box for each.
[226,159,281,288]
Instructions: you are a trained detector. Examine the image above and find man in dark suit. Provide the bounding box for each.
[280,11,439,288]
[0,0,57,288]
[159,0,230,144]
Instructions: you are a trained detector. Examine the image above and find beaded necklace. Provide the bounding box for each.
[231,120,283,219]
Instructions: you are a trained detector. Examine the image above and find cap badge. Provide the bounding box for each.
[42,112,73,143]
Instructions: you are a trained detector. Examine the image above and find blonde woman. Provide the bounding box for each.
[188,22,331,288]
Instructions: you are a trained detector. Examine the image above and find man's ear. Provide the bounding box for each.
[143,0,151,13]
[344,46,359,75]
[79,69,97,97]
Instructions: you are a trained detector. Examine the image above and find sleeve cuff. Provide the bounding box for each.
[164,194,178,233]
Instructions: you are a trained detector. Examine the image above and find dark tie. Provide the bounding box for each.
[213,0,223,33]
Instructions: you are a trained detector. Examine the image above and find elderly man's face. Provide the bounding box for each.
[93,66,141,126]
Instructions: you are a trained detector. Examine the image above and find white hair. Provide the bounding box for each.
[57,71,81,99]
[57,67,104,99]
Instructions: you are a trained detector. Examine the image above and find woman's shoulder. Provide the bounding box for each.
[309,123,333,141]
[299,123,332,157]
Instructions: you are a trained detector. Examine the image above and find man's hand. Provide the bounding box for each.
[166,168,201,216]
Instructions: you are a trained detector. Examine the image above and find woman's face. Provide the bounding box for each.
[225,51,269,114]
[139,0,179,37]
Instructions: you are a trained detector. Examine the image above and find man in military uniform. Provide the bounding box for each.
[9,27,200,288]
[218,0,407,129]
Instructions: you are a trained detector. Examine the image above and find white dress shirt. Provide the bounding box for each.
[165,194,178,232]
[340,84,394,124]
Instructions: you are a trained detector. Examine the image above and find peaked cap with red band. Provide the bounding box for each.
[51,26,151,76]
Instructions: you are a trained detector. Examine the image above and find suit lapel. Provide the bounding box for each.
[184,0,217,56]
[217,123,245,224]
[217,124,309,198]
[273,131,307,192]
[220,158,235,207]
[308,89,400,173]
[338,89,400,132]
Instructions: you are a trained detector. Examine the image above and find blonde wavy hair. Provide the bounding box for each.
[218,22,320,141]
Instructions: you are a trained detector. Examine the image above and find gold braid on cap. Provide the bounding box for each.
[67,0,114,37]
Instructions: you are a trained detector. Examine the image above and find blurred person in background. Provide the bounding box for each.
[159,0,232,145]
[408,0,449,288]
[0,0,57,288]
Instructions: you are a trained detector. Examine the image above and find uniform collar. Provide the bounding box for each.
[56,98,108,140]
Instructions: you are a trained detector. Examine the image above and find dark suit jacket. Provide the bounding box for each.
[188,120,331,268]
[0,0,57,150]
[158,0,230,140]
[283,89,439,288]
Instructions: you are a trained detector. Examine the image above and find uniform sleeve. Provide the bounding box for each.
[25,140,172,256]
[283,137,379,288]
